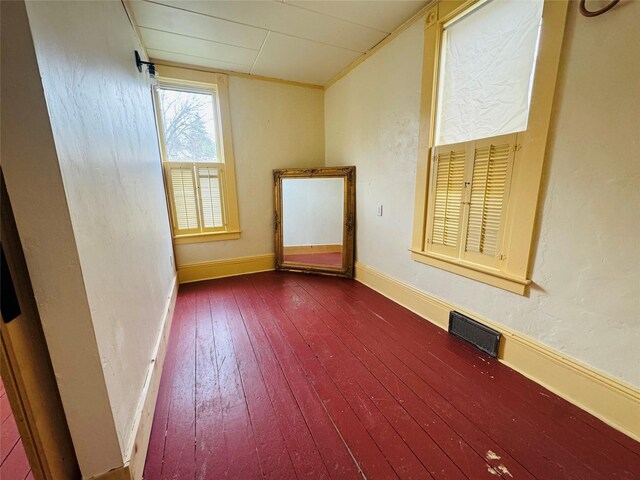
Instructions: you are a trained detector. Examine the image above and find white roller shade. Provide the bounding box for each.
[435,0,543,146]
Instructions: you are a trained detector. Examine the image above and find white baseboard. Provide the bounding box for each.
[92,275,179,480]
[354,261,640,442]
[127,275,178,479]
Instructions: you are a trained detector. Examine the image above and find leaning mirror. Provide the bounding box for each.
[274,167,355,278]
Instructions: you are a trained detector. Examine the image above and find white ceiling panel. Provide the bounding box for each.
[286,1,428,33]
[134,0,431,86]
[150,0,387,52]
[250,31,360,85]
[130,1,267,50]
[140,28,257,66]
[149,49,253,74]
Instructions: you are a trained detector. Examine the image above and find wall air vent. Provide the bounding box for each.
[448,311,501,358]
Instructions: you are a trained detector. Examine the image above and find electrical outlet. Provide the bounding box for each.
[376,205,383,216]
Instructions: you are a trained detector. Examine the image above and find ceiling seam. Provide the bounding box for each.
[250,31,271,75]
[280,1,392,35]
[143,0,367,54]
[138,25,262,52]
[149,48,255,69]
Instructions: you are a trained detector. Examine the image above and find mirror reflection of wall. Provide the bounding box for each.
[282,178,344,268]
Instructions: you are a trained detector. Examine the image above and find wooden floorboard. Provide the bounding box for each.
[249,275,398,479]
[1,414,20,465]
[194,282,224,480]
[294,275,528,480]
[163,286,197,479]
[299,275,635,479]
[261,281,438,479]
[231,277,361,479]
[323,276,640,476]
[338,277,640,456]
[230,278,334,479]
[220,284,298,479]
[0,378,31,480]
[144,271,640,479]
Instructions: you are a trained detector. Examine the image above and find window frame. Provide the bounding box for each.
[153,70,241,245]
[411,0,569,295]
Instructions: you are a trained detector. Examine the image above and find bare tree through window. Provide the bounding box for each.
[158,88,219,163]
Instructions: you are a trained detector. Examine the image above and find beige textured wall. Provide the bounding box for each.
[325,3,640,387]
[175,76,325,265]
[3,1,176,476]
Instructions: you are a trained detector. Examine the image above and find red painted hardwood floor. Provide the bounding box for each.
[0,377,33,480]
[144,272,640,479]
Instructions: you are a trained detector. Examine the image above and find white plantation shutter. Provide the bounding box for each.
[426,133,517,268]
[197,166,225,230]
[463,135,515,268]
[166,164,200,235]
[165,162,227,235]
[428,143,467,256]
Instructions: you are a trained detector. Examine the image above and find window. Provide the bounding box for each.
[153,73,240,244]
[412,0,569,294]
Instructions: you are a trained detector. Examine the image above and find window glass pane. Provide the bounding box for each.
[158,88,221,163]
[435,0,543,146]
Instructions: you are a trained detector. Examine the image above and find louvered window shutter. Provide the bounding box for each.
[427,143,467,257]
[197,166,225,231]
[425,133,517,269]
[462,134,516,268]
[165,163,200,235]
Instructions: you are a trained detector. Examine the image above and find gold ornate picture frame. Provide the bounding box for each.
[273,166,356,278]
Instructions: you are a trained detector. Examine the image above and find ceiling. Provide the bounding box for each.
[129,0,429,86]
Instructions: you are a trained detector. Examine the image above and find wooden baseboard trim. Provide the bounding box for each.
[126,275,178,480]
[177,254,275,284]
[354,261,640,441]
[283,244,343,255]
[91,275,178,480]
[91,464,131,480]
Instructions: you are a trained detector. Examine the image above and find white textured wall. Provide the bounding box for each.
[175,77,325,265]
[282,178,344,246]
[2,1,121,476]
[325,4,640,387]
[4,1,176,476]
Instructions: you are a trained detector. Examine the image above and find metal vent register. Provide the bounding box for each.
[448,311,501,358]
